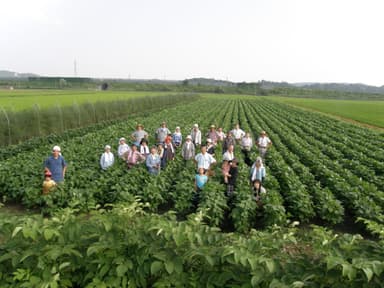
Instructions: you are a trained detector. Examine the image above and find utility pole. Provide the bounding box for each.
[74,60,77,77]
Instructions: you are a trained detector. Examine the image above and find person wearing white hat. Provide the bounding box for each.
[206,138,215,156]
[44,145,67,182]
[181,135,195,161]
[118,137,131,158]
[257,130,272,159]
[172,126,182,148]
[100,145,115,170]
[190,124,201,146]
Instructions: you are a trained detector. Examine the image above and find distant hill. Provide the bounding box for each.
[0,70,39,78]
[260,80,384,94]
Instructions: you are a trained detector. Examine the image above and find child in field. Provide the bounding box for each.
[42,171,56,195]
[222,160,231,184]
[140,139,150,158]
[252,179,267,205]
[100,145,115,170]
[195,167,208,191]
[227,159,239,196]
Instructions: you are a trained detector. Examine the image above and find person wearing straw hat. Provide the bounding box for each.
[44,145,67,183]
[181,135,195,161]
[190,124,201,146]
[100,145,115,170]
[131,124,148,147]
[257,130,272,159]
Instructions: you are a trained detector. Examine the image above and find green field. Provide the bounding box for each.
[270,96,384,128]
[0,90,178,111]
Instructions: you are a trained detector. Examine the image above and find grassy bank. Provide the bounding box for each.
[0,90,180,111]
[270,96,384,128]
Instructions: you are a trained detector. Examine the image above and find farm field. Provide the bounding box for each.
[0,90,179,111]
[270,96,384,128]
[1,97,384,286]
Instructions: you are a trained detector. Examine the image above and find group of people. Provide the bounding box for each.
[43,122,272,203]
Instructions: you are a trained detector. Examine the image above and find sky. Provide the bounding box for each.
[1,0,384,86]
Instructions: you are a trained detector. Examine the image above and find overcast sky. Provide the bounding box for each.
[1,0,383,85]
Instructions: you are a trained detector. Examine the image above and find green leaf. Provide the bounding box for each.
[116,264,128,277]
[59,262,71,271]
[362,267,373,282]
[43,229,55,240]
[265,259,276,273]
[12,226,23,238]
[342,263,356,281]
[165,261,174,274]
[151,261,163,275]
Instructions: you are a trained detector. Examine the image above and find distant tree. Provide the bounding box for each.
[101,83,109,90]
[182,79,189,86]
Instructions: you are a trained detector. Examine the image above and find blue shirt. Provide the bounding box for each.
[44,155,67,182]
[195,174,208,189]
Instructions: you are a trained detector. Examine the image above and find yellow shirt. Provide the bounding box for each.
[42,179,56,195]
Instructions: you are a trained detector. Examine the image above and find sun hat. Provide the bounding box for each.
[136,124,143,128]
[206,138,212,143]
[261,130,266,134]
[105,145,111,150]
[193,124,198,128]
[119,137,126,142]
[52,145,61,152]
[186,135,192,140]
[210,125,215,128]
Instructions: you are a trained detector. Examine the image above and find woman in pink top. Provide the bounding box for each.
[125,145,145,169]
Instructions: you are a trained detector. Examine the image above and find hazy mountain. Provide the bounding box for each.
[0,70,39,78]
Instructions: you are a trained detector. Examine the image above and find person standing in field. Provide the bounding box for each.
[146,146,161,175]
[217,127,226,142]
[223,144,235,161]
[100,145,115,170]
[222,131,236,153]
[231,123,245,144]
[241,132,253,166]
[172,126,182,148]
[206,125,219,145]
[42,171,56,195]
[118,137,131,158]
[44,145,67,183]
[206,138,215,156]
[194,144,216,175]
[181,135,195,161]
[227,158,239,196]
[131,124,148,147]
[221,159,231,184]
[125,144,145,169]
[140,139,150,158]
[250,157,266,183]
[257,130,272,159]
[252,179,267,204]
[195,167,208,191]
[190,124,201,147]
[163,134,175,167]
[155,121,171,144]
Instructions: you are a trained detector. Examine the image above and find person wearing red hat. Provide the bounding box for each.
[42,171,56,195]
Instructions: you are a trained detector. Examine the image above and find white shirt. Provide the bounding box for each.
[100,152,114,170]
[222,151,235,161]
[191,129,201,145]
[118,143,130,157]
[258,136,271,148]
[195,152,216,169]
[231,128,245,140]
[241,137,253,149]
[140,145,150,155]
